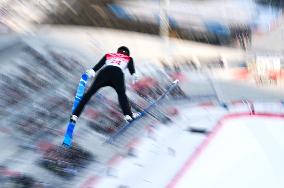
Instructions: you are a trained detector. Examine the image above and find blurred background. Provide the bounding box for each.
[0,0,284,188]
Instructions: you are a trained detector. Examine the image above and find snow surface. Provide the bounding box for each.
[85,105,284,188]
[173,116,284,188]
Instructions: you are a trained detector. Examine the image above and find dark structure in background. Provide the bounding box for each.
[44,0,159,35]
[42,0,243,46]
[257,0,284,7]
[0,0,254,47]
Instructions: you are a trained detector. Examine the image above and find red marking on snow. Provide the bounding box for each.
[80,175,101,188]
[126,138,141,148]
[107,154,124,166]
[166,112,284,188]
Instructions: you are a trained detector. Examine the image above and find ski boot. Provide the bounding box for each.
[124,112,141,123]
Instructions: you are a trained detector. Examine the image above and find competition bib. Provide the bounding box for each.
[105,53,130,70]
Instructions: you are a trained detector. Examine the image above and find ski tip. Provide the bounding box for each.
[173,79,179,84]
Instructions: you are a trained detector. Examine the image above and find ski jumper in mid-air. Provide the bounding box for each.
[70,46,139,125]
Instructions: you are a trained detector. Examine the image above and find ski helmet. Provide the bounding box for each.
[117,46,130,56]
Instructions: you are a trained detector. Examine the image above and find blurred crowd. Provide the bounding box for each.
[39,144,93,179]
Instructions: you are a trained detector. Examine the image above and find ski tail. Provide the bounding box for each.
[106,79,179,144]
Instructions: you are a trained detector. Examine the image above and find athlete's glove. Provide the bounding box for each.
[132,73,139,84]
[86,69,95,78]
